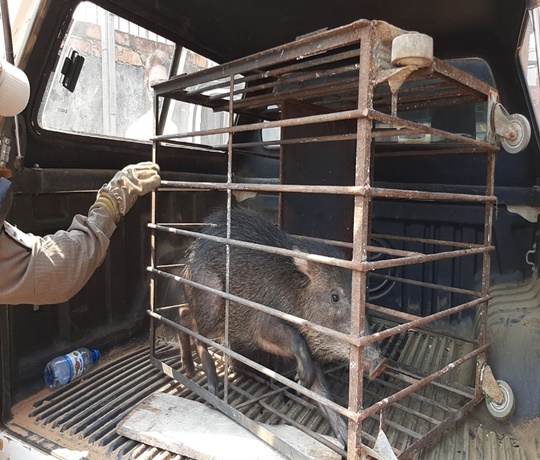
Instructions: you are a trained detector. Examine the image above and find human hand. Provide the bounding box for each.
[90,162,160,223]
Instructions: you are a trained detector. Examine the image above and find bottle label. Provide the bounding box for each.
[64,350,85,381]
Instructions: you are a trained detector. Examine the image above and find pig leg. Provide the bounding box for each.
[255,321,316,389]
[178,306,196,377]
[310,365,348,447]
[189,311,220,396]
[195,339,220,396]
[185,271,224,396]
[256,322,348,445]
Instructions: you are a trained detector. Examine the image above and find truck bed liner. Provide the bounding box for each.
[7,326,533,460]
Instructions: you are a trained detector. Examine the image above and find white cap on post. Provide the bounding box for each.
[0,60,30,117]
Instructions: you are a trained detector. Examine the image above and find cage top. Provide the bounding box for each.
[153,22,495,132]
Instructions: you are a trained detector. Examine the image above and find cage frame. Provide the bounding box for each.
[147,19,497,459]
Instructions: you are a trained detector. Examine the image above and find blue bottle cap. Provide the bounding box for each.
[91,349,100,363]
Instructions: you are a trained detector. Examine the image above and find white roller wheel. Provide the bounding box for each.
[391,33,434,68]
[485,380,515,422]
[501,113,531,154]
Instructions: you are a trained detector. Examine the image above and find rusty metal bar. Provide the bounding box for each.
[148,267,356,347]
[364,245,493,271]
[369,109,499,151]
[366,304,421,322]
[356,296,490,348]
[358,344,489,422]
[149,91,159,363]
[398,398,478,460]
[222,73,236,404]
[385,365,475,399]
[218,76,360,113]
[347,23,373,459]
[154,19,370,95]
[476,151,497,402]
[228,132,358,149]
[368,273,484,297]
[364,373,457,415]
[361,387,442,427]
[291,233,423,257]
[209,62,360,104]
[186,48,361,99]
[372,233,484,249]
[374,88,484,113]
[372,128,435,138]
[149,223,359,271]
[433,57,494,96]
[150,223,493,275]
[154,108,367,141]
[159,180,497,204]
[302,231,485,252]
[149,356,313,460]
[379,94,482,114]
[224,140,488,159]
[374,147,489,158]
[147,309,356,420]
[256,401,348,457]
[368,187,496,203]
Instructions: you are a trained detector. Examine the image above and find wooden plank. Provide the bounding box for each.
[117,392,341,460]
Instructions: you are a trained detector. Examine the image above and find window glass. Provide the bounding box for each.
[519,9,540,127]
[38,1,229,144]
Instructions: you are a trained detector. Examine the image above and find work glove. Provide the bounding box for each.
[90,162,161,223]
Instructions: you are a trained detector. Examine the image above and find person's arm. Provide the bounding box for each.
[0,206,115,304]
[0,162,160,305]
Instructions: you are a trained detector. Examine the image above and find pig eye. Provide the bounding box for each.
[331,293,340,303]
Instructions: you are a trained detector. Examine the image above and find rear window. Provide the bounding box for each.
[37,1,229,144]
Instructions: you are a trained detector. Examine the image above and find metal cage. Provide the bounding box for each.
[147,19,497,459]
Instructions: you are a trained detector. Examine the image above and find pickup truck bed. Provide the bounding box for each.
[7,321,538,460]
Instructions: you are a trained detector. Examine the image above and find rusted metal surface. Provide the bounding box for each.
[148,17,499,460]
[160,179,497,204]
[480,364,505,404]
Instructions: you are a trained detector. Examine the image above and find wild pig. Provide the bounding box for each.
[181,207,386,444]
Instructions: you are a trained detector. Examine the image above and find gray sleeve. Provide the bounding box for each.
[0,207,116,305]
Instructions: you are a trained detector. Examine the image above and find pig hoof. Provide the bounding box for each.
[369,358,387,381]
[182,363,196,378]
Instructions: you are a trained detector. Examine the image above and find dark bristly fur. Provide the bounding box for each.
[180,207,386,445]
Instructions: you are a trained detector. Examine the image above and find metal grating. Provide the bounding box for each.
[13,327,531,459]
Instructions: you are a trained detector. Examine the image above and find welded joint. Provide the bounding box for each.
[480,364,504,405]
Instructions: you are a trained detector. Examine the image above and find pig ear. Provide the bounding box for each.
[292,246,312,279]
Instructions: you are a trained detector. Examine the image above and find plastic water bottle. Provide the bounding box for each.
[44,348,100,389]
